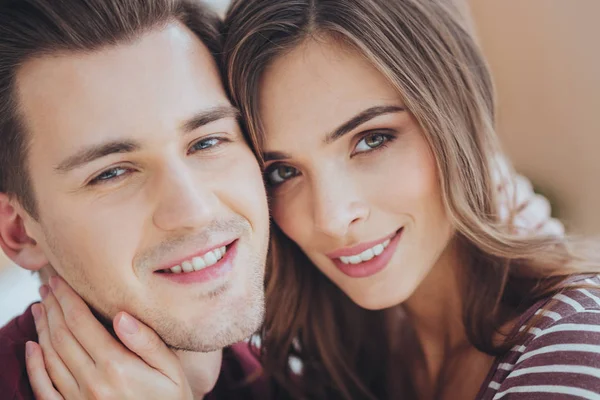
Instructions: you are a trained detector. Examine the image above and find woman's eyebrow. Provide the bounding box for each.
[323,105,405,144]
[263,150,290,162]
[262,105,405,162]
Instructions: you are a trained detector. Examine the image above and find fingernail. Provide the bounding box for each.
[31,304,42,322]
[117,313,139,335]
[49,276,59,291]
[26,341,35,358]
[39,285,49,300]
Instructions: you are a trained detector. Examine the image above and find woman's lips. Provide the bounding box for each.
[326,230,400,259]
[330,228,403,278]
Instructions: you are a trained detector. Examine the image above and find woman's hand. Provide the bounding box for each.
[493,156,565,236]
[25,276,193,400]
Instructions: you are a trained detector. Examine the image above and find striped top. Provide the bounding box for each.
[476,275,600,399]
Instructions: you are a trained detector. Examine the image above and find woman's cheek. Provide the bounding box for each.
[271,192,306,242]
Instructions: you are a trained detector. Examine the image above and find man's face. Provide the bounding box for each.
[15,23,270,352]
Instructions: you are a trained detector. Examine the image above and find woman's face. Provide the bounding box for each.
[259,38,455,309]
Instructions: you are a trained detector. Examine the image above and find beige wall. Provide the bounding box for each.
[468,0,600,235]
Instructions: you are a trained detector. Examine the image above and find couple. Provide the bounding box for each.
[1,0,599,399]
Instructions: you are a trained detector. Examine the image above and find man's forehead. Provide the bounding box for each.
[15,22,228,160]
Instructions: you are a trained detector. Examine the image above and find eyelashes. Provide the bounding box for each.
[87,135,231,187]
[88,166,131,186]
[263,130,398,188]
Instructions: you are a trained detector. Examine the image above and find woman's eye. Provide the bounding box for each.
[189,137,222,154]
[354,133,390,154]
[89,167,129,185]
[265,165,299,186]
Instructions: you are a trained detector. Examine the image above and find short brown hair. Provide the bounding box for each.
[0,0,222,218]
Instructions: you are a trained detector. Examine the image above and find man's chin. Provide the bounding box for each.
[165,336,245,353]
[161,322,262,353]
[154,298,265,353]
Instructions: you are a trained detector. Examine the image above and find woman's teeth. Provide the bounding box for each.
[167,246,227,274]
[339,238,392,265]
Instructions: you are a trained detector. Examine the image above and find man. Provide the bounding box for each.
[0,0,270,398]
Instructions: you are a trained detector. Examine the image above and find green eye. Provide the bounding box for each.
[355,133,387,153]
[266,165,299,186]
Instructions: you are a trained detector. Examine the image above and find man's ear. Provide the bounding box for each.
[0,193,48,271]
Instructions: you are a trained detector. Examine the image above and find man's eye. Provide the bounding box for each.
[189,137,222,154]
[89,167,129,185]
[353,133,392,154]
[265,165,299,186]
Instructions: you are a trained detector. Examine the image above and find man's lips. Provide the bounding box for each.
[155,240,239,285]
[154,238,237,273]
[326,230,401,259]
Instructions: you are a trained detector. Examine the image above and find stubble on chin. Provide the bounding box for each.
[144,259,266,353]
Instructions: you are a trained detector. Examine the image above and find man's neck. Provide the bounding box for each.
[177,349,223,399]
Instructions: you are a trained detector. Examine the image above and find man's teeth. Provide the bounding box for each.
[168,246,227,274]
[339,238,391,265]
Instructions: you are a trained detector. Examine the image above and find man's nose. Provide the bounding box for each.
[152,162,217,232]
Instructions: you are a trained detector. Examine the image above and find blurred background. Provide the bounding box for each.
[1,0,599,325]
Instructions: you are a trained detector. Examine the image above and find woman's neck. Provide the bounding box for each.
[402,238,477,388]
[400,238,506,399]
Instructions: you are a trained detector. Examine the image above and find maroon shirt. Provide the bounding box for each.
[0,304,272,400]
[476,275,600,399]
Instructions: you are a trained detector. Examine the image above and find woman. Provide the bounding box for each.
[221,0,600,398]
[27,0,599,399]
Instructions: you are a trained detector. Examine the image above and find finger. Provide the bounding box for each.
[49,276,128,362]
[32,300,80,397]
[515,186,550,214]
[41,284,96,382]
[496,174,533,216]
[510,175,535,210]
[113,312,181,380]
[491,154,513,190]
[537,218,566,237]
[497,203,510,224]
[26,341,65,400]
[513,194,552,232]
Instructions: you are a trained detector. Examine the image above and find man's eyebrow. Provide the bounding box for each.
[55,140,140,173]
[324,105,405,144]
[53,106,241,174]
[182,105,241,133]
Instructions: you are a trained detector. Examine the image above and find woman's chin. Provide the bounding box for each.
[344,284,413,311]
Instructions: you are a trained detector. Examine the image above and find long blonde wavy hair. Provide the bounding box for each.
[222,0,600,398]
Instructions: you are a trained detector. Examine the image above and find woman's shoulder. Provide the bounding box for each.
[534,274,600,326]
[478,274,600,399]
